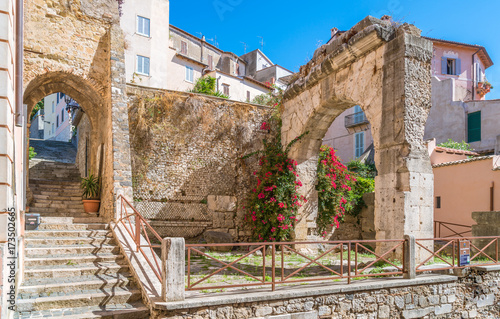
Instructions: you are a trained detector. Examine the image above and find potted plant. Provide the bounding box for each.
[81,173,101,213]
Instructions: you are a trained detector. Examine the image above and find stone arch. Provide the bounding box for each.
[24,71,105,123]
[282,17,434,253]
[23,70,116,218]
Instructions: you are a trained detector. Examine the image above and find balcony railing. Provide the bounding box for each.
[345,111,369,128]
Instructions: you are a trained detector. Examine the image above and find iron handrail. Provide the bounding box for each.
[434,220,472,238]
[415,236,500,272]
[117,195,163,282]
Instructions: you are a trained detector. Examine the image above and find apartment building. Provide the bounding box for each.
[323,34,498,162]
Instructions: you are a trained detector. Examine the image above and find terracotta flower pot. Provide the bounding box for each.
[82,199,100,213]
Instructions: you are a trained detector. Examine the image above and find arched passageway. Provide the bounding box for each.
[23,71,115,219]
[282,17,434,257]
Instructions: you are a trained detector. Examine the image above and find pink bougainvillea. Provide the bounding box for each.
[316,145,356,236]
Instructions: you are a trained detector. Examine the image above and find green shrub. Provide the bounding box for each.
[188,76,229,99]
[437,139,474,151]
[28,146,37,160]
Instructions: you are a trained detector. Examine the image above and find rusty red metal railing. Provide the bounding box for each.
[434,220,472,238]
[185,239,405,292]
[415,236,500,272]
[117,195,163,282]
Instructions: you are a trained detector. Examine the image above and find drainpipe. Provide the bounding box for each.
[200,35,205,65]
[15,0,23,127]
[471,49,481,101]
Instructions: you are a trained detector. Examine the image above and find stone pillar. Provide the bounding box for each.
[373,26,434,261]
[404,234,416,279]
[161,237,185,302]
[109,24,134,221]
[293,156,319,245]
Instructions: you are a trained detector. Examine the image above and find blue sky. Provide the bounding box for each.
[170,0,500,100]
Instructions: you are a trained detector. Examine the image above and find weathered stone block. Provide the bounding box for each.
[434,304,452,315]
[290,311,318,319]
[207,195,237,212]
[254,306,273,317]
[203,231,233,252]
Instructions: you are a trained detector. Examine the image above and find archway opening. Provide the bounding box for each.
[24,72,112,219]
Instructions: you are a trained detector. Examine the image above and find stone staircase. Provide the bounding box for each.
[29,160,90,218]
[16,159,150,318]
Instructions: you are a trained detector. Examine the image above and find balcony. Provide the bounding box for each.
[345,111,369,129]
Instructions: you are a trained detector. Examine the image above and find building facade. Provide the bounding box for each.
[121,0,170,89]
[324,37,498,161]
[0,0,26,317]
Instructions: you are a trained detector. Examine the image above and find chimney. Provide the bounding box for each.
[331,27,339,38]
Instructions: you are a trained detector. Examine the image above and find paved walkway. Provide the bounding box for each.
[29,139,77,163]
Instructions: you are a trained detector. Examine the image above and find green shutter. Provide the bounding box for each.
[467,111,481,143]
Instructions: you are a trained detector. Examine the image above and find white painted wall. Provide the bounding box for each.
[209,71,270,102]
[43,94,57,139]
[121,0,170,89]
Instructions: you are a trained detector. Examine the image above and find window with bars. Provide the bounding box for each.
[137,16,150,37]
[136,55,150,75]
[247,91,250,102]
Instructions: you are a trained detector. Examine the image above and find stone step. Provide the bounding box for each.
[26,244,120,257]
[33,195,83,201]
[33,191,83,198]
[23,263,129,280]
[25,230,111,238]
[32,198,83,204]
[18,273,133,294]
[73,217,104,224]
[31,212,98,219]
[37,223,109,231]
[30,184,81,190]
[31,202,84,209]
[30,181,81,186]
[15,302,149,319]
[16,288,142,312]
[28,207,86,214]
[26,237,115,247]
[24,253,123,267]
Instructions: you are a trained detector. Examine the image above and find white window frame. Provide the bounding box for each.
[136,16,151,37]
[354,131,365,158]
[185,66,194,83]
[136,55,150,76]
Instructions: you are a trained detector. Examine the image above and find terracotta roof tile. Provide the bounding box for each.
[432,156,493,168]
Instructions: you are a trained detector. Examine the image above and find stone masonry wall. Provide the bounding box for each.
[127,86,272,241]
[153,269,500,318]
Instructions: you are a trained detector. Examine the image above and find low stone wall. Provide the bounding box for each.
[152,267,500,318]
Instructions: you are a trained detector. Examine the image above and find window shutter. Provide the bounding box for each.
[441,57,447,74]
[144,57,150,75]
[145,18,150,36]
[455,58,461,75]
[137,16,143,34]
[467,111,481,143]
[137,56,142,73]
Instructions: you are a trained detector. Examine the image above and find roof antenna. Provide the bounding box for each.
[240,42,247,54]
[257,36,264,51]
[196,32,203,39]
